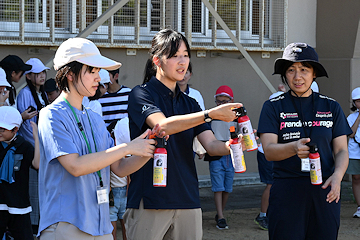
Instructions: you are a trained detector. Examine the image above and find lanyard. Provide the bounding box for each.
[63,97,104,187]
[289,92,315,139]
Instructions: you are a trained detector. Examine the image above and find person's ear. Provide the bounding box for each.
[25,73,32,80]
[12,127,19,134]
[153,56,161,68]
[114,73,119,81]
[66,72,74,82]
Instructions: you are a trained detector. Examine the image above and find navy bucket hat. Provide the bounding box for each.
[273,42,328,78]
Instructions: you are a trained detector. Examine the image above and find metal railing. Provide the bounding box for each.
[0,0,286,51]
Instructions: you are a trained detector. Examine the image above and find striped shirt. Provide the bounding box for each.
[98,85,132,126]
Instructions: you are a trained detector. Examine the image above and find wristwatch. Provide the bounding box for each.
[204,110,212,122]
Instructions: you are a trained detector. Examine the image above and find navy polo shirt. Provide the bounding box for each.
[127,76,210,209]
[258,91,351,179]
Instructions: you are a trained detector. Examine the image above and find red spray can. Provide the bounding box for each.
[309,144,322,185]
[236,107,258,152]
[229,126,246,173]
[153,137,167,187]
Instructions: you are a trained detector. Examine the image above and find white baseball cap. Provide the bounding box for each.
[24,58,50,75]
[0,68,11,87]
[352,87,360,100]
[99,69,111,85]
[0,106,22,130]
[53,38,122,71]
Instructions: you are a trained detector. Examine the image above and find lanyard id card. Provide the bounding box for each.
[96,186,109,204]
[301,158,310,172]
[63,98,107,204]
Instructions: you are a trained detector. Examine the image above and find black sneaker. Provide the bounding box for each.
[216,218,229,230]
[254,214,268,230]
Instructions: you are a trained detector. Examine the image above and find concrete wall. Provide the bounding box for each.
[316,0,360,116]
[287,0,317,47]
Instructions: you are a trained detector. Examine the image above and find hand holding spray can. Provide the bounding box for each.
[152,136,167,187]
[229,126,246,173]
[235,107,258,152]
[308,143,322,185]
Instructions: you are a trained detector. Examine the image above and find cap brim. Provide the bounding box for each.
[273,58,328,78]
[21,64,32,72]
[352,95,360,100]
[76,55,122,71]
[0,81,11,88]
[0,122,16,130]
[25,67,50,75]
[214,93,233,99]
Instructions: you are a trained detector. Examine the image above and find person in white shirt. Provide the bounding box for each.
[346,87,360,218]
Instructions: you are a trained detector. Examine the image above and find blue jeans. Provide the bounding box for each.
[209,155,234,192]
[109,186,127,221]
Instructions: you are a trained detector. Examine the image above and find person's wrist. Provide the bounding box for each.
[204,110,212,122]
[0,102,5,106]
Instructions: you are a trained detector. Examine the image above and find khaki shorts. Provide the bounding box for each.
[124,199,202,240]
[39,222,112,240]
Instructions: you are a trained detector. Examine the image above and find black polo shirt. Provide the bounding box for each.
[127,76,210,209]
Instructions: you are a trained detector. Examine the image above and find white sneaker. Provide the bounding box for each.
[353,207,360,218]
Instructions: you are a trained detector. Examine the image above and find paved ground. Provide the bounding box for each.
[200,181,360,240]
[116,181,360,240]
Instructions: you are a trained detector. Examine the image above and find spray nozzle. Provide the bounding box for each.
[232,106,247,117]
[306,142,318,153]
[229,126,238,139]
[154,136,167,148]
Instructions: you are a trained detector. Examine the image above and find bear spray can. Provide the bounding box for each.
[229,126,246,173]
[153,137,167,187]
[309,144,322,185]
[236,107,258,152]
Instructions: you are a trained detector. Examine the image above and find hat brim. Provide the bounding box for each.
[214,93,233,99]
[76,55,122,71]
[352,95,360,100]
[21,64,32,72]
[25,67,50,75]
[0,122,16,130]
[0,80,11,88]
[273,59,328,78]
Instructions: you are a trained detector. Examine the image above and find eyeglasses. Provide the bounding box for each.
[215,99,232,105]
[0,127,6,133]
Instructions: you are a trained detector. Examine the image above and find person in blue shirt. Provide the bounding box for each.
[37,37,162,240]
[124,29,242,240]
[258,42,351,240]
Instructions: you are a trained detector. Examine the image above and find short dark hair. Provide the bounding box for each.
[280,61,319,85]
[55,61,95,93]
[108,68,119,78]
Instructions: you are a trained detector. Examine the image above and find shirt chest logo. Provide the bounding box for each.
[315,111,333,118]
[280,112,298,119]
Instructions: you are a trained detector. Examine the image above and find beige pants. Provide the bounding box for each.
[124,199,203,240]
[39,222,112,240]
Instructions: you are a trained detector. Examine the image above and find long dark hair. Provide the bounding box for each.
[143,29,191,84]
[25,73,49,111]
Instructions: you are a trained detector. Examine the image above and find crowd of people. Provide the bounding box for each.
[0,29,358,240]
